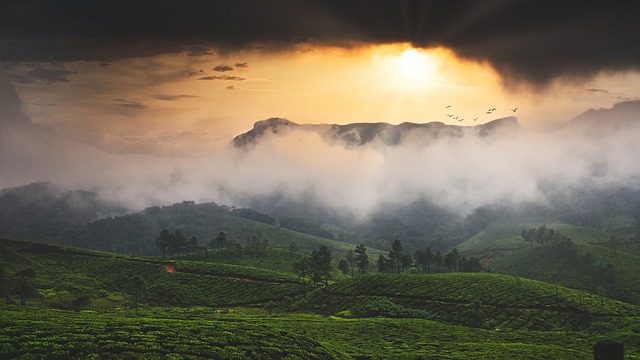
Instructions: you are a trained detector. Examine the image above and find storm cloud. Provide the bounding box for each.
[1,0,640,87]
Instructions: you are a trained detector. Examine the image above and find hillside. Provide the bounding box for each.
[2,238,640,359]
[455,223,640,305]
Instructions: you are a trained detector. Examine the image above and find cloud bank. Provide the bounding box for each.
[3,66,640,218]
[1,1,640,87]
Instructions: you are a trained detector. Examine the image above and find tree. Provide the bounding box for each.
[170,229,187,258]
[345,249,355,277]
[434,251,443,272]
[155,229,171,259]
[401,254,413,273]
[338,258,350,277]
[213,231,227,251]
[187,235,199,254]
[415,248,434,273]
[377,254,390,273]
[293,256,311,289]
[389,239,404,274]
[0,263,6,301]
[14,267,36,305]
[354,244,369,275]
[312,245,332,286]
[71,293,91,312]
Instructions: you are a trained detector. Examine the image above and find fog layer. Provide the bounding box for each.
[2,68,640,217]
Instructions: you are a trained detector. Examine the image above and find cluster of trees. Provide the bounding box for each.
[521,225,564,246]
[293,245,334,287]
[0,263,37,305]
[337,244,369,277]
[154,229,199,259]
[377,240,482,274]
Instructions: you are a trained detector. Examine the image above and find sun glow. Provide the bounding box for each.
[389,47,441,90]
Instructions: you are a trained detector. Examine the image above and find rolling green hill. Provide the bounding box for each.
[2,237,640,359]
[296,273,640,332]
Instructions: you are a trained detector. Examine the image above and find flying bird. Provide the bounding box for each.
[511,107,518,112]
[445,105,452,108]
[447,114,454,117]
[473,117,478,121]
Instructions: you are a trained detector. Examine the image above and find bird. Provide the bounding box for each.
[489,107,496,111]
[445,105,452,108]
[446,114,454,117]
[511,107,518,112]
[486,111,492,114]
[473,117,478,121]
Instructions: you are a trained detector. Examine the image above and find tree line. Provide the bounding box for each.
[375,239,482,274]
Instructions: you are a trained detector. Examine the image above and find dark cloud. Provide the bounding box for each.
[213,64,234,72]
[185,46,213,57]
[585,88,610,95]
[1,0,640,86]
[153,94,198,101]
[226,85,235,90]
[197,75,245,81]
[235,62,249,68]
[8,67,77,84]
[112,98,147,110]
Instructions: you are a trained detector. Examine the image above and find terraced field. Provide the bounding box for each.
[299,273,640,331]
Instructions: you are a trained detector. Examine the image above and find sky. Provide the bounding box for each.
[2,0,640,215]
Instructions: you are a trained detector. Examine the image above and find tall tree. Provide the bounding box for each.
[377,254,389,273]
[389,239,404,274]
[14,267,36,305]
[337,259,350,277]
[171,229,187,258]
[155,229,171,259]
[415,248,433,273]
[312,245,332,286]
[434,251,443,272]
[354,244,369,275]
[293,256,311,289]
[345,249,355,277]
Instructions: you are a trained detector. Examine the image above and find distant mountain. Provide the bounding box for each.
[0,182,128,242]
[562,99,640,136]
[233,116,521,149]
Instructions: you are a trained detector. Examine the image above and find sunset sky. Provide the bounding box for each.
[2,1,640,213]
[2,0,640,156]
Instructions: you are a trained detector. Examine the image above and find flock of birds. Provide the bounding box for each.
[444,105,517,123]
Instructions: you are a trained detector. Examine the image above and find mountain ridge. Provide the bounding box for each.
[232,116,521,149]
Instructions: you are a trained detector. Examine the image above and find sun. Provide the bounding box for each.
[398,49,422,75]
[391,47,440,89]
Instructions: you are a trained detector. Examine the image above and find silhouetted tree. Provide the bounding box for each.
[155,229,171,259]
[389,239,404,274]
[377,254,390,273]
[434,251,443,272]
[15,267,36,305]
[71,293,91,312]
[187,235,199,254]
[312,245,332,286]
[354,244,369,275]
[415,248,434,273]
[293,256,311,290]
[0,263,6,302]
[338,259,350,277]
[345,249,355,277]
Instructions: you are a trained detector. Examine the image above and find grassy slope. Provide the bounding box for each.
[3,237,640,359]
[298,273,640,332]
[0,238,304,309]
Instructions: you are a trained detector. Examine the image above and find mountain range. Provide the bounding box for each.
[233,116,522,149]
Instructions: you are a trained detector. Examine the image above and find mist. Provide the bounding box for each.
[3,59,640,220]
